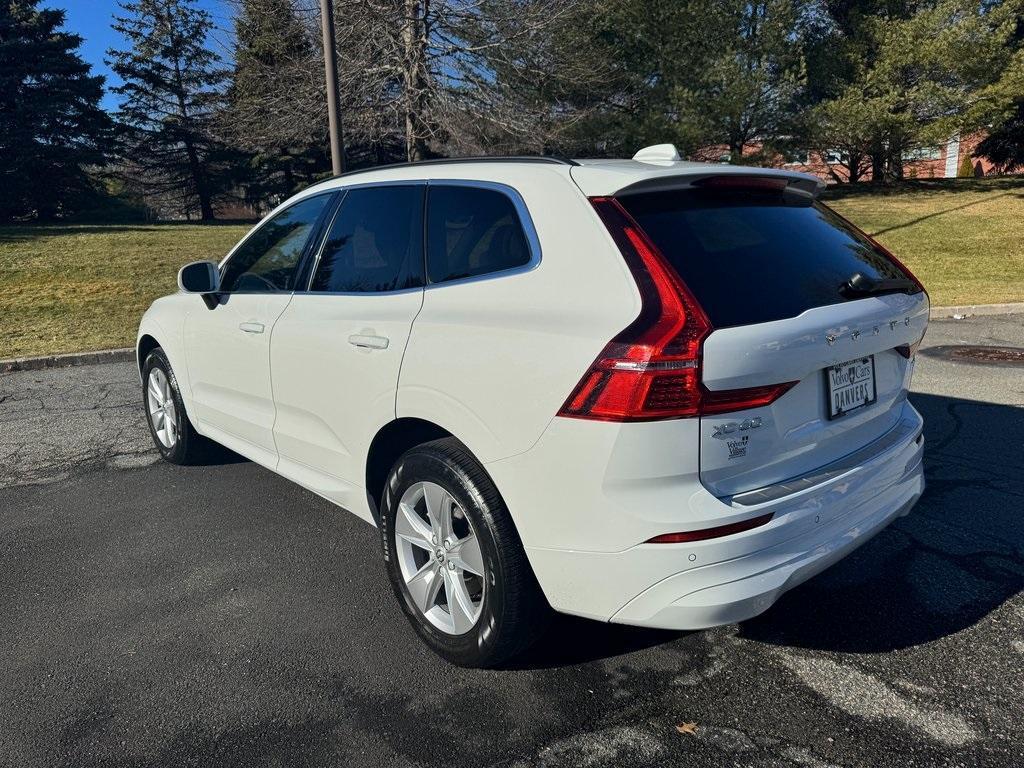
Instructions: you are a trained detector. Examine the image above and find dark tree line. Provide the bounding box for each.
[1,0,1023,222]
[0,1,111,220]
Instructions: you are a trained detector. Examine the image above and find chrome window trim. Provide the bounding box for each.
[293,178,542,296]
[423,179,542,290]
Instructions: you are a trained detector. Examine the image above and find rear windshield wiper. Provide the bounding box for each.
[841,271,919,297]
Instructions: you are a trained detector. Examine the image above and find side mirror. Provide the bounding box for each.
[177,260,221,294]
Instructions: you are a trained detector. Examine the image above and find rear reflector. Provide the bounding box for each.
[646,513,774,544]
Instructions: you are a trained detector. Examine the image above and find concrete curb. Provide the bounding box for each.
[930,302,1024,319]
[2,302,1022,373]
[1,348,135,374]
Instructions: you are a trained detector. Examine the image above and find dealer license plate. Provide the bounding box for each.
[826,356,876,419]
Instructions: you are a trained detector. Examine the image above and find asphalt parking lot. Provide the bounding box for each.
[1,314,1022,767]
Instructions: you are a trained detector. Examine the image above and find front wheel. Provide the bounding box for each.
[380,438,548,667]
[142,347,210,465]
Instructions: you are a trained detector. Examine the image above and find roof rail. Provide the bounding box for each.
[303,155,579,191]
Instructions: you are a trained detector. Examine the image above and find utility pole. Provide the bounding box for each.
[320,0,345,175]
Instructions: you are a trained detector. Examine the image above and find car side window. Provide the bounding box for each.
[426,185,531,284]
[220,194,332,293]
[310,185,425,293]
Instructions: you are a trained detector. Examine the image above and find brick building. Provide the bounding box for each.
[692,132,1002,183]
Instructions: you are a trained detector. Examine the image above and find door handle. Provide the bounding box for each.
[239,321,265,334]
[348,334,389,350]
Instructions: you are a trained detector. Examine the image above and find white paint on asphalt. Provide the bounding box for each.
[508,724,666,767]
[774,652,977,747]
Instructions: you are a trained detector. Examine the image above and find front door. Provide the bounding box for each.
[184,192,336,466]
[271,183,425,515]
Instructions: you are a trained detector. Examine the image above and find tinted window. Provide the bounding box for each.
[221,194,332,292]
[311,185,424,293]
[619,189,912,328]
[427,185,531,283]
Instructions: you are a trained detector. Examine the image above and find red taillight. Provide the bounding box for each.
[701,381,799,414]
[646,513,774,543]
[558,197,795,422]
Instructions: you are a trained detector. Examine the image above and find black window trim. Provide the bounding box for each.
[217,190,339,295]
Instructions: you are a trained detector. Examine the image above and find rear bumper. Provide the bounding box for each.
[489,402,924,629]
[611,472,921,630]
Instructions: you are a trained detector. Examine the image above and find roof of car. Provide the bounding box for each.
[299,154,825,200]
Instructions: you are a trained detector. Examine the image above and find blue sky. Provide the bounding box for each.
[54,0,231,110]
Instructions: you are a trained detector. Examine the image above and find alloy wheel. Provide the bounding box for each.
[146,367,178,449]
[394,481,486,635]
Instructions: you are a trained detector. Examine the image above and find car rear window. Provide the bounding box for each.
[618,188,913,328]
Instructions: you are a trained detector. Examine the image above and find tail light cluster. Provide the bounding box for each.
[558,197,796,422]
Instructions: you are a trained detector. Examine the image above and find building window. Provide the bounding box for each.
[781,149,810,166]
[903,146,942,161]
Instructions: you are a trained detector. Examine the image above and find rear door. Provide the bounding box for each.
[618,184,928,497]
[269,183,425,516]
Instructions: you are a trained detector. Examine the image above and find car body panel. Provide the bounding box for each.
[183,292,293,466]
[270,289,424,522]
[493,401,923,624]
[698,291,929,496]
[396,168,638,463]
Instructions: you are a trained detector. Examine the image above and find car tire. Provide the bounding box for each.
[142,347,211,465]
[380,437,549,668]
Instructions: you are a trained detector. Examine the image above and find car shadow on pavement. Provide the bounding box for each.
[190,441,250,467]
[511,613,683,669]
[740,392,1024,653]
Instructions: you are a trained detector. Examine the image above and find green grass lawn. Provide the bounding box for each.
[0,223,249,359]
[1,176,1022,359]
[823,176,1024,308]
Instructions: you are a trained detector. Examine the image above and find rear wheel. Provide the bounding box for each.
[380,437,548,667]
[142,347,210,465]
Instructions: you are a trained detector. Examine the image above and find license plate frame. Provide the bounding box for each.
[825,355,877,420]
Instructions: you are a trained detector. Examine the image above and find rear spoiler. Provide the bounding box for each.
[569,163,825,199]
[614,171,824,199]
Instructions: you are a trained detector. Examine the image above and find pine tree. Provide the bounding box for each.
[0,0,111,220]
[107,0,230,220]
[975,101,1024,173]
[224,0,329,202]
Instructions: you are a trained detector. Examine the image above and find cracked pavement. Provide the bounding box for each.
[1,315,1022,767]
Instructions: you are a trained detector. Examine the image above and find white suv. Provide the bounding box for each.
[137,148,928,667]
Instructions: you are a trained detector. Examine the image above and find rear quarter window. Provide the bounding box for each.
[619,188,912,328]
[426,185,532,284]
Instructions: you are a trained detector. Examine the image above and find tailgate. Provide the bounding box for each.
[614,181,929,498]
[699,293,928,496]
